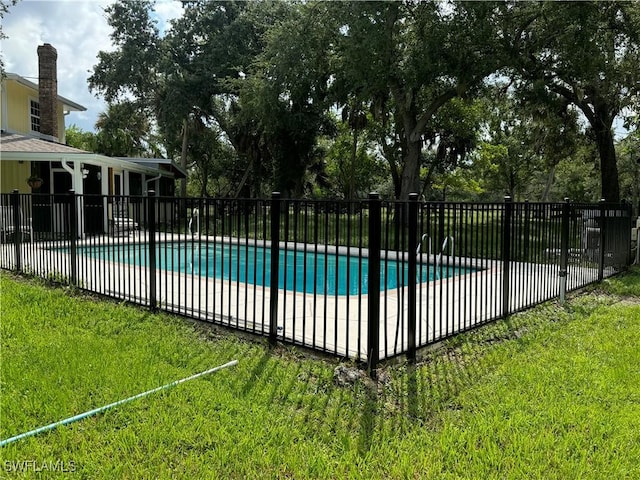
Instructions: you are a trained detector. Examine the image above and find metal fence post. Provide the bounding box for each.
[627,201,635,268]
[367,192,381,376]
[598,198,606,281]
[407,193,418,362]
[269,192,281,346]
[559,198,570,304]
[502,196,513,318]
[11,189,22,273]
[147,190,157,310]
[69,190,78,286]
[523,200,530,261]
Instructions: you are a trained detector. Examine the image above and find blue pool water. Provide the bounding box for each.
[79,243,472,295]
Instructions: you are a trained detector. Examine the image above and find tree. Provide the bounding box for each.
[224,1,336,197]
[504,1,640,202]
[550,140,601,203]
[322,118,387,199]
[158,1,255,197]
[462,83,583,201]
[89,0,161,104]
[94,101,156,157]
[185,122,239,197]
[324,1,504,199]
[65,124,98,152]
[90,0,306,197]
[89,1,176,182]
[617,132,640,210]
[418,97,484,200]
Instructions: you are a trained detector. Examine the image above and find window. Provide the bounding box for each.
[30,99,40,133]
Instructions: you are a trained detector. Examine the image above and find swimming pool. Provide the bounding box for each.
[77,242,472,295]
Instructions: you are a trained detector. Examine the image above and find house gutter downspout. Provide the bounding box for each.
[145,174,162,194]
[143,174,162,227]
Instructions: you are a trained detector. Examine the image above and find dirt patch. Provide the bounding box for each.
[614,297,640,307]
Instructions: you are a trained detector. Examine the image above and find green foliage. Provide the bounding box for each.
[88,0,161,104]
[2,268,640,477]
[321,119,388,199]
[186,124,240,197]
[230,1,335,197]
[328,1,503,199]
[617,133,640,208]
[86,0,640,201]
[94,101,157,157]
[440,81,596,202]
[550,141,602,202]
[420,97,486,200]
[65,124,98,152]
[504,1,640,201]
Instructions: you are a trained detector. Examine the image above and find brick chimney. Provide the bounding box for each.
[37,43,58,140]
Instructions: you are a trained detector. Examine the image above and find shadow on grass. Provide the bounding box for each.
[188,267,639,456]
[598,265,640,297]
[217,310,550,458]
[374,311,553,436]
[239,347,273,397]
[357,383,379,456]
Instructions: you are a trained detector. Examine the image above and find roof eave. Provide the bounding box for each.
[0,152,174,178]
[115,157,188,179]
[4,73,87,112]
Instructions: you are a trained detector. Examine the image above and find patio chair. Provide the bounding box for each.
[111,200,139,236]
[0,205,33,243]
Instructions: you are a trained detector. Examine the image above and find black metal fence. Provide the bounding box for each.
[1,190,634,371]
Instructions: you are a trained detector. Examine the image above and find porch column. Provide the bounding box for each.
[62,159,85,238]
[124,171,131,195]
[101,166,109,233]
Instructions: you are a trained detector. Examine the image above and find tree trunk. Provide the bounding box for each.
[382,142,401,198]
[396,101,422,200]
[551,86,622,202]
[199,156,209,197]
[593,121,620,202]
[349,126,358,201]
[399,137,422,200]
[180,118,189,198]
[541,165,555,202]
[394,86,458,200]
[234,158,253,198]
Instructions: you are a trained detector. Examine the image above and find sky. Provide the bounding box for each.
[1,0,184,133]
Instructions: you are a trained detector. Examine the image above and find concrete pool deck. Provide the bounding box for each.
[2,231,606,362]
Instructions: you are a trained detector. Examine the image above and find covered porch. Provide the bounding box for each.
[0,132,185,238]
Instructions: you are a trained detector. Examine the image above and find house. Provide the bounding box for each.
[0,43,185,237]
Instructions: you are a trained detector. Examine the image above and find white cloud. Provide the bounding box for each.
[154,0,184,35]
[2,0,183,133]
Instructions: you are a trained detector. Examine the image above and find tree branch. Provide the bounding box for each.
[546,81,597,126]
[409,89,457,142]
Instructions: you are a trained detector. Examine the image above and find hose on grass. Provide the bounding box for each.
[0,359,239,447]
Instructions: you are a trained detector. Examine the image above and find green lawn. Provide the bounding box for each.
[1,268,639,478]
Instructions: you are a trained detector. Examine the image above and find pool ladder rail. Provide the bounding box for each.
[187,208,201,273]
[416,234,455,278]
[394,234,454,353]
[188,208,200,236]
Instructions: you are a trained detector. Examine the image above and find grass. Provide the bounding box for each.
[1,268,639,478]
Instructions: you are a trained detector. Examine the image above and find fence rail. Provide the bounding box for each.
[1,190,634,372]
